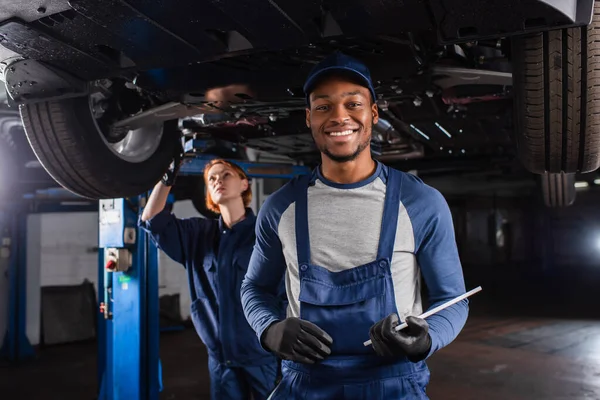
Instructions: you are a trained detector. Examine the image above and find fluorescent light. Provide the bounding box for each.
[410,124,430,140]
[594,179,600,185]
[575,181,589,188]
[434,122,452,138]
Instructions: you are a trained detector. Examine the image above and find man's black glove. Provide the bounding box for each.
[161,142,183,187]
[261,317,333,364]
[369,314,432,362]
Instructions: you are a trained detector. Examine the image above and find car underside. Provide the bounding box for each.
[0,0,597,208]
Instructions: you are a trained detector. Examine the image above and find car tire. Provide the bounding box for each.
[541,172,576,208]
[512,2,600,175]
[19,97,179,199]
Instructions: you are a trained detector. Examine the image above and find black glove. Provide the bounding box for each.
[161,142,183,187]
[369,314,432,362]
[261,317,333,364]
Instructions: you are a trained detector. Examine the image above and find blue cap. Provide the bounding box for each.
[303,52,377,104]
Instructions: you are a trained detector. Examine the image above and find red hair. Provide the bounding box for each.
[203,159,251,214]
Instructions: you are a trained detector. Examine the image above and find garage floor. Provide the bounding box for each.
[1,314,599,400]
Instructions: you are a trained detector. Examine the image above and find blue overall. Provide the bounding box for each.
[268,168,430,399]
[139,207,282,400]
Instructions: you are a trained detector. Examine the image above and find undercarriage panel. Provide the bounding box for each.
[0,0,592,84]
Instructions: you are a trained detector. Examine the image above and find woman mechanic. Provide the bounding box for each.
[139,157,282,400]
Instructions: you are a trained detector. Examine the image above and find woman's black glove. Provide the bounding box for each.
[161,142,183,187]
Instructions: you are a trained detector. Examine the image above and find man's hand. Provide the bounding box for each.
[261,317,333,364]
[369,314,432,362]
[161,142,183,187]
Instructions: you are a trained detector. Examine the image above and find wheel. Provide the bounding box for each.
[512,3,600,174]
[19,96,179,199]
[541,172,576,207]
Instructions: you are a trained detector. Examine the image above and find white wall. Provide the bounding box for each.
[37,212,99,287]
[25,212,98,346]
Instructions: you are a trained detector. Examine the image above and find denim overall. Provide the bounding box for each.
[139,208,279,400]
[268,167,430,399]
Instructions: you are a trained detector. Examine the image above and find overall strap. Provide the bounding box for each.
[376,167,403,261]
[294,174,313,266]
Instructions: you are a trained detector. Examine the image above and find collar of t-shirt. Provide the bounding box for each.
[313,160,384,189]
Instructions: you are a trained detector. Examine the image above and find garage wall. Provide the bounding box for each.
[441,189,600,295]
[37,213,99,287]
[543,189,600,269]
[25,213,98,346]
[445,196,538,265]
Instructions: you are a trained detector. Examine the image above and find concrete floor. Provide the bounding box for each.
[1,315,600,399]
[427,316,600,400]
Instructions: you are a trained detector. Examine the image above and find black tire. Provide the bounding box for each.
[19,97,179,199]
[513,3,600,174]
[541,172,576,207]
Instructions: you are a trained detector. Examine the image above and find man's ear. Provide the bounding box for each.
[371,102,379,124]
[305,107,311,128]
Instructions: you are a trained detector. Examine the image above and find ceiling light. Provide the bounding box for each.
[434,122,452,138]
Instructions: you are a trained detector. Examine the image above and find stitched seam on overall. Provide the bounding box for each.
[302,276,386,289]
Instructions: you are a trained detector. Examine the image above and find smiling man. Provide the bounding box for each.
[241,52,469,399]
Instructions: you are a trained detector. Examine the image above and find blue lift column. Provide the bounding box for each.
[0,208,35,363]
[97,196,160,400]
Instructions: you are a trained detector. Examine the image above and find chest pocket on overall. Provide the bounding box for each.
[189,253,220,356]
[298,261,388,355]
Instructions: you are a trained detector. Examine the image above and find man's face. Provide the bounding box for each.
[306,76,378,163]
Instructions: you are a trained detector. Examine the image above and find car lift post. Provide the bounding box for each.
[97,195,160,400]
[0,207,34,363]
